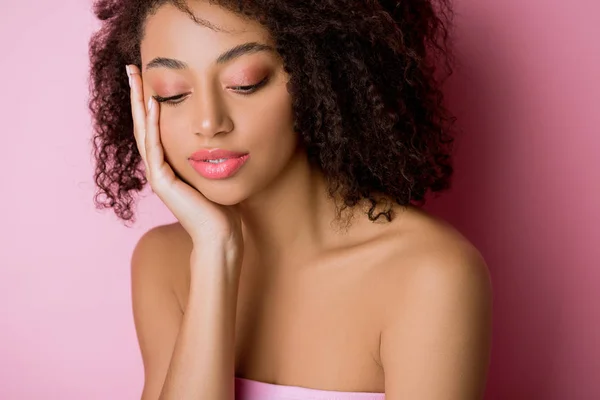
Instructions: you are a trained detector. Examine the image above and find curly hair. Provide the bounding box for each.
[88,0,456,224]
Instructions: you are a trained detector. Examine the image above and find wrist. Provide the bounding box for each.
[189,246,242,283]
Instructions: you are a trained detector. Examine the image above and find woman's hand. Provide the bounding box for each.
[126,64,243,265]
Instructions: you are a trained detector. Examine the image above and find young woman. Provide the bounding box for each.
[89,0,492,399]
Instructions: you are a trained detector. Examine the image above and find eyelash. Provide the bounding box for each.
[153,77,269,106]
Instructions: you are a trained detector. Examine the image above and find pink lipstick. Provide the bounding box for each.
[188,148,250,180]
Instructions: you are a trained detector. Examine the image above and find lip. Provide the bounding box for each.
[189,148,249,161]
[188,148,250,180]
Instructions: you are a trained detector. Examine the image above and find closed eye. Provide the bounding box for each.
[230,77,269,95]
[152,77,270,107]
[153,94,187,105]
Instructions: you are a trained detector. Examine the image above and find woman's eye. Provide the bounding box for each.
[152,77,269,106]
[153,94,187,106]
[230,77,269,95]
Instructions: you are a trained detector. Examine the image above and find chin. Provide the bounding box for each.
[191,180,251,206]
[170,166,247,206]
[202,190,247,206]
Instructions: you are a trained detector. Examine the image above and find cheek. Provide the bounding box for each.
[250,90,295,147]
[158,116,190,159]
[246,103,298,183]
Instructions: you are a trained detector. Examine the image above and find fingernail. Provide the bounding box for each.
[125,65,131,87]
[148,97,153,111]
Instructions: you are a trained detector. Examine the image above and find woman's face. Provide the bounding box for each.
[139,1,297,206]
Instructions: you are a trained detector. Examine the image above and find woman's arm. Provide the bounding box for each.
[380,240,493,400]
[131,227,241,400]
[127,63,244,399]
[159,247,240,399]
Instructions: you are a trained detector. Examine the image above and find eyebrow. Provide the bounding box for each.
[145,42,275,71]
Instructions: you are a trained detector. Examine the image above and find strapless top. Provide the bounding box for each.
[235,377,385,399]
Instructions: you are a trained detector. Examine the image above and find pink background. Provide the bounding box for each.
[0,0,598,399]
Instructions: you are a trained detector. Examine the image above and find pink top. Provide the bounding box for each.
[235,377,385,400]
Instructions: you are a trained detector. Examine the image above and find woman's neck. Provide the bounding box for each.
[234,149,347,266]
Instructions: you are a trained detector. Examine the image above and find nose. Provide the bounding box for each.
[192,84,234,138]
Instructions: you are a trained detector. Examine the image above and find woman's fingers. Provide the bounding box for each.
[142,81,211,232]
[126,65,148,171]
[144,96,174,190]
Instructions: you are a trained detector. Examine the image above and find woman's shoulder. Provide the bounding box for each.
[370,205,492,326]
[131,222,193,270]
[131,222,193,312]
[367,208,493,394]
[380,206,489,282]
[396,207,483,260]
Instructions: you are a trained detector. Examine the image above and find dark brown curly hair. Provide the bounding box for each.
[88,0,456,224]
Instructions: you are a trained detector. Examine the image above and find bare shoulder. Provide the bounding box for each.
[130,222,193,399]
[131,222,193,310]
[372,207,493,398]
[132,222,193,258]
[376,206,492,295]
[131,222,192,290]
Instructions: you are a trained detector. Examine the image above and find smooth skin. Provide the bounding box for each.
[128,2,493,400]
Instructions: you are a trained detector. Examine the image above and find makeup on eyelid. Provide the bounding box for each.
[150,75,267,96]
[224,65,270,86]
[144,61,273,102]
[146,79,191,98]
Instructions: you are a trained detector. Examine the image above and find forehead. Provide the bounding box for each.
[140,2,272,65]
